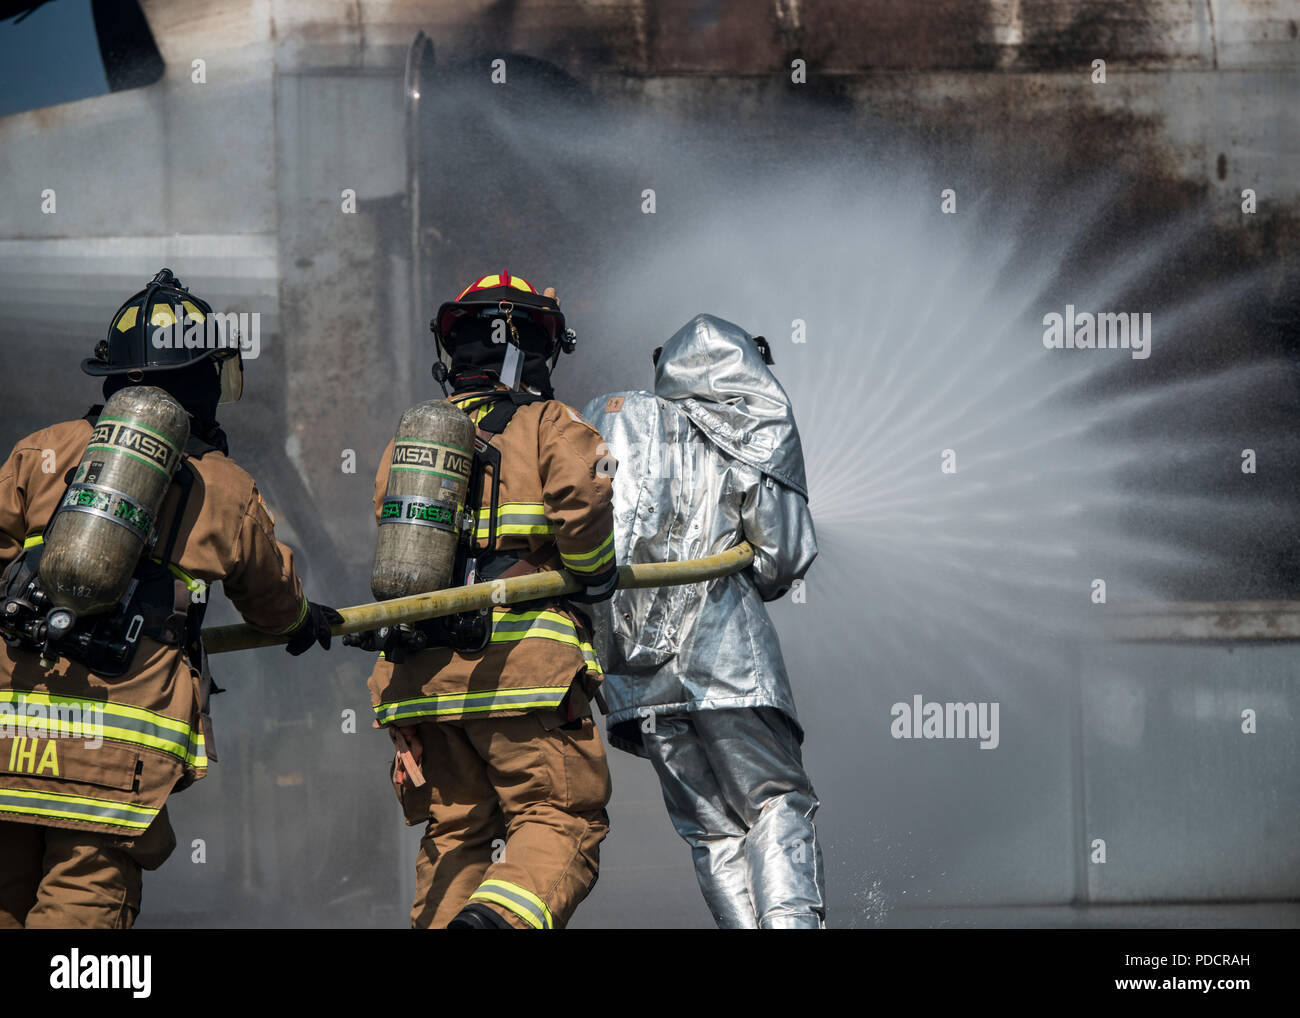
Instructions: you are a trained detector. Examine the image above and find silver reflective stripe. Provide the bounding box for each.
[374,686,569,723]
[470,880,553,929]
[495,512,551,528]
[0,789,159,830]
[561,532,615,574]
[474,511,554,535]
[94,708,203,765]
[489,615,578,641]
[0,693,206,768]
[58,482,152,540]
[486,612,603,671]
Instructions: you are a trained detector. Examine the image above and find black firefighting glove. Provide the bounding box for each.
[342,628,380,652]
[285,602,344,655]
[567,564,619,605]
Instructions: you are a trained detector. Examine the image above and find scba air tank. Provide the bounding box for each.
[371,399,477,600]
[39,386,190,616]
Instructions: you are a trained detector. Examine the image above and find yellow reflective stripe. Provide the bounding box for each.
[489,609,581,645]
[0,788,158,831]
[115,305,139,332]
[470,879,553,930]
[470,890,540,928]
[142,555,205,594]
[23,534,44,549]
[394,698,565,719]
[476,523,556,538]
[166,563,204,593]
[562,536,615,575]
[2,691,191,737]
[0,691,207,769]
[373,685,571,723]
[560,530,613,566]
[474,501,555,538]
[275,596,310,635]
[564,547,614,574]
[147,303,204,328]
[487,502,547,513]
[385,683,563,705]
[488,609,602,673]
[91,722,207,768]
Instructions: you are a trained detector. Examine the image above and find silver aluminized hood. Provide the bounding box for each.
[653,314,808,497]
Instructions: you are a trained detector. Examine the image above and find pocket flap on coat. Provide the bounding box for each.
[0,737,141,792]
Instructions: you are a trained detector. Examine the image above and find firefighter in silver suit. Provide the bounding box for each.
[583,313,824,929]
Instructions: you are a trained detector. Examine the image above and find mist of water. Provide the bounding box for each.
[458,87,1299,922]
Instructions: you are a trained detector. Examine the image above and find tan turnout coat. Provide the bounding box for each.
[367,389,616,726]
[0,414,307,838]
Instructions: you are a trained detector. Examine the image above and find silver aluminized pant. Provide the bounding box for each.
[642,707,825,929]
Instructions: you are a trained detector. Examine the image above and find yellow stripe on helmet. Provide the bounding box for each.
[115,306,140,332]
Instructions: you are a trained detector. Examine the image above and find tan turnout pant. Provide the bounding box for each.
[0,809,174,929]
[397,710,611,929]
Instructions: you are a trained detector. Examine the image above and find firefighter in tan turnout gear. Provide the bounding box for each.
[0,269,338,929]
[360,272,616,930]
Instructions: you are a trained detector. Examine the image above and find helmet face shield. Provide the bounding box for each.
[215,350,243,404]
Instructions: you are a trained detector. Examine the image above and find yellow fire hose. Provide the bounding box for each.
[202,541,755,655]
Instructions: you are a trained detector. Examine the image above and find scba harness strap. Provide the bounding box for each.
[460,389,548,566]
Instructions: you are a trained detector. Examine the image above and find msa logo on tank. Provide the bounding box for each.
[58,414,184,541]
[391,439,473,480]
[383,438,473,533]
[88,417,181,475]
[35,386,189,627]
[50,949,152,999]
[60,460,156,540]
[381,496,455,528]
[372,400,477,600]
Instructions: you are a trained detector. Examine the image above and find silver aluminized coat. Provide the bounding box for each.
[581,314,818,756]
